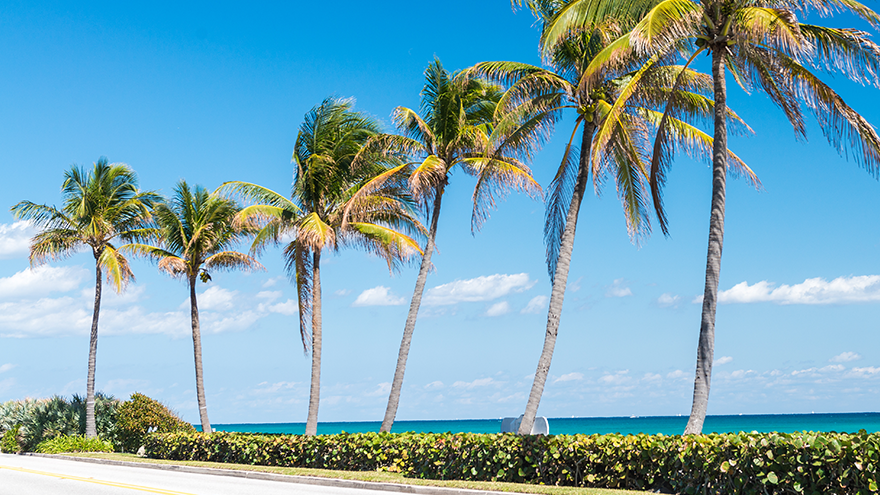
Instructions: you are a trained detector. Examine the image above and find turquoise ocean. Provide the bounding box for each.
[211,413,880,436]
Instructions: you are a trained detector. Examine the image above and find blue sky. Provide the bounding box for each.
[0,1,879,424]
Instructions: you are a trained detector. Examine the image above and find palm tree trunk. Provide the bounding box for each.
[190,274,212,434]
[85,259,103,438]
[380,181,446,433]
[684,48,727,435]
[305,250,323,436]
[518,125,594,435]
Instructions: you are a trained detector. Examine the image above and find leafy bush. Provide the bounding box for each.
[1,424,22,453]
[0,394,119,451]
[144,430,880,494]
[35,434,114,454]
[116,393,195,452]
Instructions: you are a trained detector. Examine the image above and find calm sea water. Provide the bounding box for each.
[210,412,880,436]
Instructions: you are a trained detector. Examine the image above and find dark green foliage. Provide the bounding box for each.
[116,393,195,452]
[144,430,880,494]
[9,393,119,451]
[35,434,114,454]
[1,424,22,453]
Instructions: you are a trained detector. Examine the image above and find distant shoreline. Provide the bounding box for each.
[203,411,880,436]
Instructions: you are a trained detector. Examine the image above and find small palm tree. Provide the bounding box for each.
[544,0,880,433]
[123,181,262,433]
[11,158,159,438]
[222,97,424,436]
[379,59,546,433]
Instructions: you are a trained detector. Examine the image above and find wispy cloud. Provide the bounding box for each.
[352,286,406,307]
[0,265,89,299]
[521,295,548,314]
[0,363,15,373]
[554,372,583,383]
[485,301,510,317]
[0,221,35,259]
[605,278,632,298]
[657,293,681,308]
[424,273,536,306]
[830,352,861,363]
[714,276,880,305]
[715,356,733,366]
[453,377,496,389]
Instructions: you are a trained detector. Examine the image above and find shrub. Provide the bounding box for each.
[35,434,114,454]
[1,424,22,453]
[116,393,195,452]
[144,430,880,494]
[0,394,119,452]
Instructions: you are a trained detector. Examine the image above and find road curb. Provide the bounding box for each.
[22,453,525,495]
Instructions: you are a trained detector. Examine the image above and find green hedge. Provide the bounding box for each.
[35,434,114,454]
[144,430,880,494]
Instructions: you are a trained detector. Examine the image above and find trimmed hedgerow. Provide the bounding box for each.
[116,393,195,453]
[144,430,880,494]
[35,434,113,454]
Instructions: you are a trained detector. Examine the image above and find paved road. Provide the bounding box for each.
[0,454,415,495]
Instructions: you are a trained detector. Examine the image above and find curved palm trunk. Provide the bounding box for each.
[85,259,103,438]
[305,250,323,436]
[684,48,727,435]
[519,125,594,435]
[189,274,212,434]
[380,182,447,433]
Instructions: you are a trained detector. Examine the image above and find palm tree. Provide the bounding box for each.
[122,181,262,433]
[473,0,756,435]
[379,59,545,433]
[11,158,159,438]
[543,0,880,433]
[221,97,424,436]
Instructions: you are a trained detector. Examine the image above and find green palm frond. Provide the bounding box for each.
[467,157,542,232]
[97,245,135,292]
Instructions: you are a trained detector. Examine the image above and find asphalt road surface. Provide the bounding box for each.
[0,454,409,495]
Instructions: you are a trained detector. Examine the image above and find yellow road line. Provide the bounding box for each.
[0,464,197,495]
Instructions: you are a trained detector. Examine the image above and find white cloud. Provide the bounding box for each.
[715,356,733,366]
[521,295,549,314]
[717,275,880,305]
[568,277,582,293]
[485,301,510,317]
[830,352,861,363]
[262,277,284,288]
[352,286,406,307]
[666,370,688,380]
[263,299,298,316]
[424,381,444,390]
[256,291,282,301]
[423,273,536,306]
[0,265,88,299]
[334,289,352,297]
[657,293,681,308]
[452,377,495,389]
[194,286,237,312]
[605,278,632,298]
[599,370,631,385]
[554,372,583,383]
[0,364,15,373]
[849,367,880,377]
[0,221,35,259]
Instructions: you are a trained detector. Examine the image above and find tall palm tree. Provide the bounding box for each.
[123,181,261,433]
[11,158,159,438]
[474,0,756,435]
[221,97,425,436]
[379,59,545,433]
[544,0,880,433]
